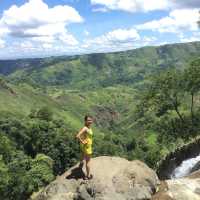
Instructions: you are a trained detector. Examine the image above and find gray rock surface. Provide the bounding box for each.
[152,170,200,200]
[191,161,200,174]
[31,156,159,200]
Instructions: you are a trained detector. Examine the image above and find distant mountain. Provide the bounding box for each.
[0,41,199,135]
[0,41,199,90]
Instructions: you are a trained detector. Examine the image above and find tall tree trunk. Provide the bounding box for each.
[191,92,194,122]
[174,105,185,124]
[172,94,185,125]
[191,92,194,132]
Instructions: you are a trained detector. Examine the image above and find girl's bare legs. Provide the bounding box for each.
[85,154,92,178]
[79,152,84,168]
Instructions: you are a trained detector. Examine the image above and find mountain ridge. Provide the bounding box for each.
[0,41,199,91]
[0,41,199,62]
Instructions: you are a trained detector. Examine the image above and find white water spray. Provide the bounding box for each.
[171,154,200,179]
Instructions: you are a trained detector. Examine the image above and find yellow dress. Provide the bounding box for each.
[80,127,93,155]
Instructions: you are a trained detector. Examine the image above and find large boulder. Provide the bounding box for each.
[31,156,159,200]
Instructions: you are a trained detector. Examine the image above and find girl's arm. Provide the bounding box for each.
[75,127,87,144]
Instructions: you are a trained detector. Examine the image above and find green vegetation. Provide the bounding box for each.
[0,42,200,199]
[2,41,199,90]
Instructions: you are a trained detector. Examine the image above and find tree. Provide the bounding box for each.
[146,69,185,123]
[25,153,54,193]
[36,106,53,121]
[0,134,15,163]
[87,53,107,70]
[183,59,200,131]
[0,155,10,199]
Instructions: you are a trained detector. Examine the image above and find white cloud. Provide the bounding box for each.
[0,0,199,58]
[20,41,34,49]
[31,36,55,43]
[4,28,158,57]
[84,30,90,36]
[0,39,5,48]
[171,0,200,9]
[0,0,83,46]
[83,28,140,48]
[81,28,158,52]
[142,36,157,44]
[180,36,200,43]
[105,28,140,41]
[91,0,200,13]
[136,9,199,33]
[1,38,83,59]
[58,32,79,46]
[91,0,171,12]
[42,43,53,49]
[1,0,83,30]
[92,7,108,12]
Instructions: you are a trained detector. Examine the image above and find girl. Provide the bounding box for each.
[75,115,93,180]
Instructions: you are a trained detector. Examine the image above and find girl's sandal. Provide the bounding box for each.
[83,174,93,180]
[83,175,88,180]
[87,174,93,180]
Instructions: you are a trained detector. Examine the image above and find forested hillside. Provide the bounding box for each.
[0,41,200,199]
[0,41,199,90]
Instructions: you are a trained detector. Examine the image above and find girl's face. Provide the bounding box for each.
[85,117,93,126]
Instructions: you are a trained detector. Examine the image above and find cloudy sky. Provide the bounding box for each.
[0,0,199,59]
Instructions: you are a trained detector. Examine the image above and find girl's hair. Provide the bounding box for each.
[84,115,93,121]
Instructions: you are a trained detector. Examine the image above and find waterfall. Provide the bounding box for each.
[171,154,200,179]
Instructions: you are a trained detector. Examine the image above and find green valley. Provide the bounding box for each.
[0,41,200,199]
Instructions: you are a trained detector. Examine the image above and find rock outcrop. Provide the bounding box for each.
[31,156,159,200]
[152,170,200,200]
[157,137,200,180]
[31,155,200,200]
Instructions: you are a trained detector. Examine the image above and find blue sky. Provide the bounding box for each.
[0,0,199,59]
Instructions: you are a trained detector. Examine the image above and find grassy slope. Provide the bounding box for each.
[0,79,140,139]
[0,41,200,153]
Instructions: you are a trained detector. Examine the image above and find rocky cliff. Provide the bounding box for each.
[31,156,159,200]
[30,156,200,200]
[152,170,200,200]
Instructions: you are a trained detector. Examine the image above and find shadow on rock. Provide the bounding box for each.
[65,166,85,180]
